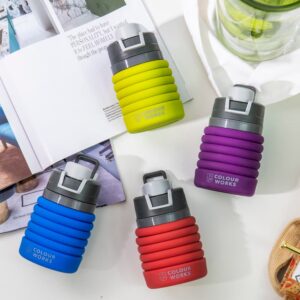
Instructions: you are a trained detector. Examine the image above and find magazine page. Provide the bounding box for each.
[0,0,191,172]
[0,97,32,191]
[0,3,43,190]
[0,1,60,180]
[0,140,126,234]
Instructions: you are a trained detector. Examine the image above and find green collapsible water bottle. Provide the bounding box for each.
[216,0,300,61]
[107,23,185,133]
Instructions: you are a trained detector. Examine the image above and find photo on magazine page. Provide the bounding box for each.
[0,0,57,59]
[0,140,126,234]
[48,0,126,31]
[0,104,31,190]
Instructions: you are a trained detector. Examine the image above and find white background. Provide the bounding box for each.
[1,0,300,299]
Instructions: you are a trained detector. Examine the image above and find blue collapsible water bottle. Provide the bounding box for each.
[19,154,100,273]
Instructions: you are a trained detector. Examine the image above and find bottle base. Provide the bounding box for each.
[194,168,257,197]
[144,258,207,289]
[19,237,81,273]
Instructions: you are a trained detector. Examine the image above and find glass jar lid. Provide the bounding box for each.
[240,0,300,11]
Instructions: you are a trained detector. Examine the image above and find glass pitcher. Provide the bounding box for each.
[215,0,300,61]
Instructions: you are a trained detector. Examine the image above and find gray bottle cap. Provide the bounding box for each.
[209,84,265,134]
[107,23,163,74]
[134,171,191,228]
[44,154,100,213]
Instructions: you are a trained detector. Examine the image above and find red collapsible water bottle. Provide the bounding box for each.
[134,171,207,289]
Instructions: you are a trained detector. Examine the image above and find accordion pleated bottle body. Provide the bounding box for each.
[194,85,265,196]
[19,155,101,273]
[136,216,207,288]
[20,196,95,273]
[196,126,264,196]
[134,171,207,288]
[108,23,184,133]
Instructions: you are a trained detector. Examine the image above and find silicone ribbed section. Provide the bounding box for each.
[19,196,95,273]
[135,216,207,288]
[112,60,184,133]
[194,126,264,196]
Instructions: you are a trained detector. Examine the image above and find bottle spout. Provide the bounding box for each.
[116,23,147,52]
[225,84,257,116]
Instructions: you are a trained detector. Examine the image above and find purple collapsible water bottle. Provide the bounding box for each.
[194,85,265,196]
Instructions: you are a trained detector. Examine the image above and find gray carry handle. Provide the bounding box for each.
[74,154,100,179]
[143,170,167,183]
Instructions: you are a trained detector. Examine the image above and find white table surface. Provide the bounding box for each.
[1,1,300,299]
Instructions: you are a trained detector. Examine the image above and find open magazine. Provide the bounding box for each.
[0,0,191,191]
[0,140,126,234]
